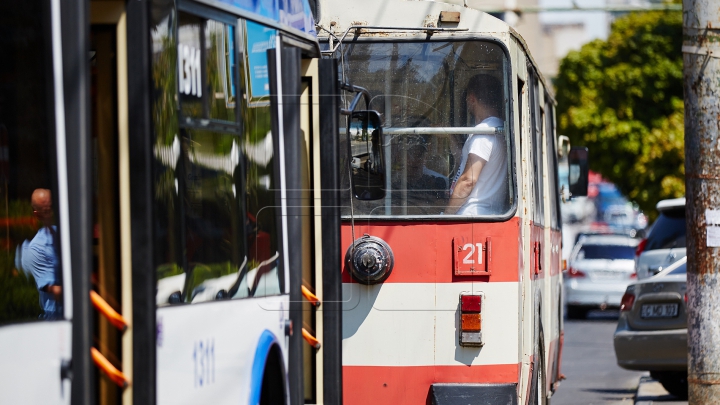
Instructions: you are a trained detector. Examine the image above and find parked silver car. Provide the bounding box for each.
[614,257,688,399]
[635,198,685,279]
[564,234,640,319]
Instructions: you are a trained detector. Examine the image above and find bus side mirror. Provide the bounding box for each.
[348,110,386,201]
[568,146,589,198]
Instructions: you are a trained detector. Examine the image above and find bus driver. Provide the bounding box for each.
[445,74,508,215]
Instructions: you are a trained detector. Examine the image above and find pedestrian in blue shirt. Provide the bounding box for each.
[21,188,62,319]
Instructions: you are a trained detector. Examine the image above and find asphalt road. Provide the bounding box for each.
[551,310,645,405]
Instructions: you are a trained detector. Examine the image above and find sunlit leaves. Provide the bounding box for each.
[555,10,684,219]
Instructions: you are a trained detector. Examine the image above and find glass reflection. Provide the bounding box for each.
[153,15,283,305]
[182,129,245,302]
[1,0,64,323]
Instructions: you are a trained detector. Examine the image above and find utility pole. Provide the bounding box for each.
[683,0,720,403]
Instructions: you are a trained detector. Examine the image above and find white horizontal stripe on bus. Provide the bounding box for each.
[342,282,520,367]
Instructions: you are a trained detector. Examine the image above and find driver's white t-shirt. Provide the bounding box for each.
[450,117,508,215]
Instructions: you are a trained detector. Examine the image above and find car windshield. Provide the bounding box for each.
[575,244,636,260]
[338,40,513,218]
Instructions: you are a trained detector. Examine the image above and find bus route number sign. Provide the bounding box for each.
[453,236,492,276]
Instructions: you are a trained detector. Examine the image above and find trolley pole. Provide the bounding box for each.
[683,0,720,403]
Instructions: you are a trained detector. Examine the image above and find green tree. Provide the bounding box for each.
[555,10,684,218]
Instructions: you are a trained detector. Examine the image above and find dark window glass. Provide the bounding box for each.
[545,97,560,230]
[0,1,64,322]
[576,245,636,260]
[153,10,185,306]
[529,71,544,225]
[645,209,686,251]
[153,13,282,305]
[181,129,246,302]
[240,101,282,299]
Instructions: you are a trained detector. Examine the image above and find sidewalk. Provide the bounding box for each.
[634,376,688,405]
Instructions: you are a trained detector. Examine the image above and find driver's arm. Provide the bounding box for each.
[445,153,486,214]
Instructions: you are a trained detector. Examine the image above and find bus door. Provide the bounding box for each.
[0,0,86,403]
[268,38,344,405]
[544,93,564,392]
[298,54,343,405]
[87,3,134,404]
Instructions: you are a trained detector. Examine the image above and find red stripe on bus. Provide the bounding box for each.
[531,224,544,280]
[341,217,521,283]
[343,364,519,405]
[530,226,563,280]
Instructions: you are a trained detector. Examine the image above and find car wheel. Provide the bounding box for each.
[566,306,587,320]
[652,371,688,400]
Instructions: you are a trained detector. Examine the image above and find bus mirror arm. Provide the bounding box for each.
[339,82,371,115]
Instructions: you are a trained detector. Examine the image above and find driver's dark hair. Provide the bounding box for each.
[464,74,504,116]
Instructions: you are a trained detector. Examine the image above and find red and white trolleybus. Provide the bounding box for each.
[317,1,589,404]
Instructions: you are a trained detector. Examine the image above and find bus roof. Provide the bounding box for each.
[316,0,554,102]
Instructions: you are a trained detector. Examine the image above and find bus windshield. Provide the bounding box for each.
[339,40,513,218]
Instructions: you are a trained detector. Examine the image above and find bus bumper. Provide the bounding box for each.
[431,383,518,405]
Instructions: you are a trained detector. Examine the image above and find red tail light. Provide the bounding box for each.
[635,238,648,257]
[459,294,483,347]
[620,292,635,311]
[461,295,482,312]
[629,272,637,279]
[568,267,586,278]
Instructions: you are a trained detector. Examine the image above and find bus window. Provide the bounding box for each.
[529,70,544,226]
[0,1,64,322]
[178,12,239,124]
[207,21,238,122]
[152,8,183,306]
[238,21,282,298]
[545,96,560,230]
[153,12,284,304]
[181,129,247,303]
[339,40,513,218]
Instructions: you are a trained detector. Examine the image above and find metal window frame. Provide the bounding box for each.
[330,36,519,222]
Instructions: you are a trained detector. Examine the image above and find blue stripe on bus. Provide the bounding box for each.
[249,330,279,405]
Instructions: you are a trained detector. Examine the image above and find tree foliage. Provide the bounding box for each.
[555,10,684,217]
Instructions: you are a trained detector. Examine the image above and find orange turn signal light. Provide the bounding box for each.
[461,313,481,331]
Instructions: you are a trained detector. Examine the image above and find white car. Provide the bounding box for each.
[635,198,686,279]
[564,234,640,319]
[561,196,596,224]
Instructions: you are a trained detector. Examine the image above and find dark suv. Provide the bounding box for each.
[634,198,686,279]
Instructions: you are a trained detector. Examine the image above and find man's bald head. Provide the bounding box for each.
[31,188,53,226]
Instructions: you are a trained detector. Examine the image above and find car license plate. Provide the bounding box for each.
[641,303,679,318]
[593,270,623,280]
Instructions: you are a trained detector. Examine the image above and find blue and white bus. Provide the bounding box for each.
[0,0,346,404]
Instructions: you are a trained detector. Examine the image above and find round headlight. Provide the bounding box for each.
[345,235,394,284]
